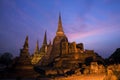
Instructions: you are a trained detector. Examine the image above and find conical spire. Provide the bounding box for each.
[43,31,47,45]
[34,40,39,53]
[56,13,64,36]
[23,35,29,49]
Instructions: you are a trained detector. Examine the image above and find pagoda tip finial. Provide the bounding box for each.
[34,40,39,53]
[43,30,47,45]
[56,13,65,36]
[23,35,29,49]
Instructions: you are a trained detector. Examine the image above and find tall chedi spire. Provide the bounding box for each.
[31,40,40,65]
[34,40,39,54]
[40,31,48,53]
[23,35,29,50]
[43,31,47,45]
[18,35,31,66]
[20,35,29,56]
[50,13,68,62]
[56,13,65,36]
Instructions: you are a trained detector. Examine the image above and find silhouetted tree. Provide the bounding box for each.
[0,52,13,67]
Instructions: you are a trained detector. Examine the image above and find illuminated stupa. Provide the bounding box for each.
[34,14,104,76]
[31,31,48,65]
[15,36,32,70]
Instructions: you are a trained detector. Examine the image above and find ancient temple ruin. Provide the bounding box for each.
[14,14,104,76]
[32,14,104,76]
[9,14,120,80]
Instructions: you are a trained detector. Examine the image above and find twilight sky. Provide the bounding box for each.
[0,0,120,58]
